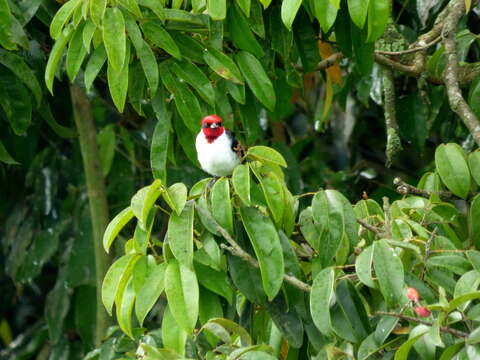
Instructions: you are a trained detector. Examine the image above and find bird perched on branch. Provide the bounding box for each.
[196,115,243,176]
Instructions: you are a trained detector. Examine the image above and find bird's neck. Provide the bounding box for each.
[203,127,224,143]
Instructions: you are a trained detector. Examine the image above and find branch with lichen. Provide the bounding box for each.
[442,0,480,146]
[382,68,402,167]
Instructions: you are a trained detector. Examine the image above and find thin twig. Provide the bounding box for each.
[375,36,441,56]
[195,204,312,293]
[393,177,453,200]
[420,227,438,280]
[443,0,480,146]
[357,219,383,236]
[374,311,468,338]
[382,68,402,167]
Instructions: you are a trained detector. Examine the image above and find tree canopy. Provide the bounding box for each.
[2,0,480,359]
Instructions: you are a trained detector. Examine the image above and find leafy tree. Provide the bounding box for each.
[1,0,480,359]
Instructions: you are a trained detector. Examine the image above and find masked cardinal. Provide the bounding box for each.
[196,115,243,176]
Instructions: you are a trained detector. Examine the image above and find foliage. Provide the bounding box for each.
[1,0,480,359]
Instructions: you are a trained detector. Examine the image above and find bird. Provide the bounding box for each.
[195,114,242,176]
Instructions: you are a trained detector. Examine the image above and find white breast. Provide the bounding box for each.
[195,132,240,176]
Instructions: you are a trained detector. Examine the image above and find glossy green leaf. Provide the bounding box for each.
[162,305,187,356]
[203,47,244,84]
[90,0,106,26]
[164,259,199,333]
[236,51,275,111]
[171,60,215,106]
[435,143,471,199]
[366,0,389,42]
[103,207,135,252]
[232,164,251,205]
[107,40,130,112]
[118,0,142,17]
[207,0,226,20]
[310,266,335,336]
[66,23,87,82]
[246,146,287,167]
[447,292,480,313]
[0,0,14,50]
[235,0,251,16]
[142,21,181,59]
[138,0,165,21]
[168,201,194,267]
[470,195,480,251]
[373,240,405,308]
[151,90,171,183]
[356,244,376,288]
[312,0,338,33]
[251,164,285,226]
[103,7,126,71]
[394,328,429,360]
[163,183,188,215]
[427,255,471,275]
[194,262,234,303]
[84,44,107,91]
[348,0,369,28]
[454,270,480,311]
[228,4,264,58]
[45,26,74,94]
[115,277,135,337]
[102,253,141,315]
[211,178,233,235]
[97,124,116,176]
[131,180,163,227]
[281,0,302,30]
[0,49,42,106]
[135,262,167,326]
[468,151,480,186]
[82,19,96,52]
[50,0,81,40]
[240,206,284,300]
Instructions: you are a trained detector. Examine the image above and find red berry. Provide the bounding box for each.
[414,306,431,317]
[406,287,420,302]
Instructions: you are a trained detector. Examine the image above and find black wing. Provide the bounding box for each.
[225,130,244,158]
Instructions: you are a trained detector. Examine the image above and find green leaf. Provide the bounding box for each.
[356,244,376,288]
[232,164,251,205]
[454,270,480,311]
[84,44,107,91]
[467,327,480,345]
[240,206,284,300]
[201,318,252,346]
[102,254,141,315]
[235,0,251,16]
[435,143,471,199]
[246,146,287,167]
[103,7,126,71]
[82,19,96,52]
[115,277,136,337]
[66,23,87,82]
[312,0,338,33]
[164,259,199,333]
[168,201,194,267]
[468,151,480,186]
[161,305,187,356]
[470,195,480,253]
[207,0,226,20]
[281,0,302,30]
[427,255,471,275]
[171,60,215,106]
[142,21,181,59]
[394,329,429,360]
[310,266,335,336]
[0,0,15,50]
[366,0,389,42]
[135,262,167,326]
[131,180,163,226]
[397,93,429,151]
[203,47,244,84]
[228,4,264,58]
[259,0,272,9]
[0,140,19,165]
[194,262,234,303]
[97,124,116,176]
[311,190,344,266]
[211,178,234,235]
[373,240,405,308]
[251,164,285,226]
[347,0,369,28]
[118,0,142,17]
[107,41,130,112]
[45,26,74,94]
[0,49,42,106]
[163,183,188,215]
[236,51,275,111]
[50,0,81,40]
[151,90,171,183]
[138,0,165,21]
[90,0,106,26]
[447,292,480,313]
[103,206,135,252]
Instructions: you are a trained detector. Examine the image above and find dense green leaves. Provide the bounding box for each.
[103,8,126,71]
[310,267,335,336]
[435,143,471,199]
[240,206,284,300]
[167,201,194,266]
[103,207,135,252]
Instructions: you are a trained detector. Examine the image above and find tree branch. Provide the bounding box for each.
[382,68,402,167]
[195,204,312,293]
[374,311,469,338]
[442,0,480,146]
[70,84,113,346]
[393,177,453,200]
[356,219,383,236]
[376,36,441,56]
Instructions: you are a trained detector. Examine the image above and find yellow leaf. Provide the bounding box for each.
[465,0,472,12]
[318,41,342,85]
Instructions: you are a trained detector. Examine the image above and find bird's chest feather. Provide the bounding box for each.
[196,132,239,176]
